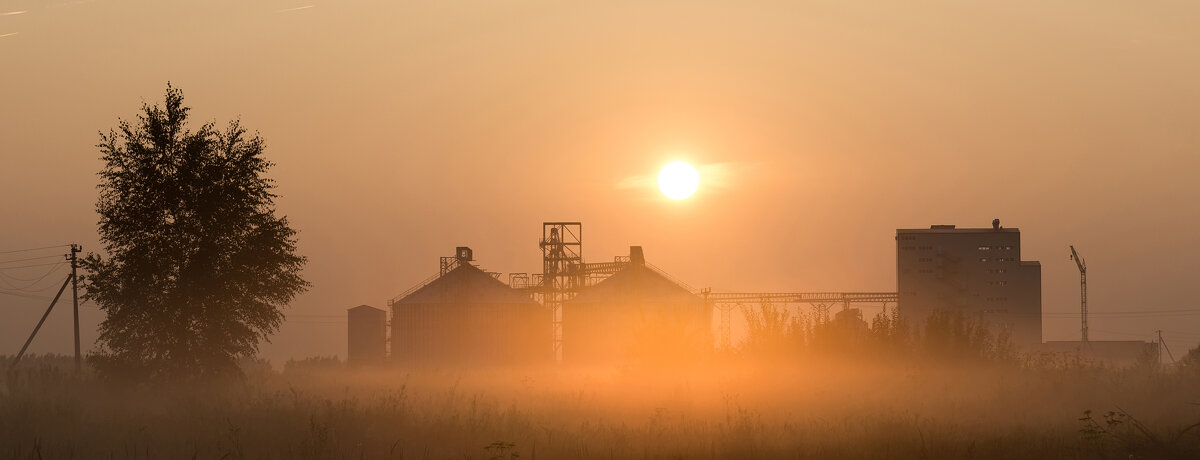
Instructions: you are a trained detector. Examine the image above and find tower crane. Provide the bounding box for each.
[1069,245,1088,344]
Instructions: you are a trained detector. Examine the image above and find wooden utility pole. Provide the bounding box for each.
[1157,330,1176,364]
[70,244,81,372]
[11,275,72,369]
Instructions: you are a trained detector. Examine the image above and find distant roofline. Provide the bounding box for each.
[897,227,1020,234]
[347,304,385,312]
[395,262,538,305]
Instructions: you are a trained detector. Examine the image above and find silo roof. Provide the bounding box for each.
[569,263,701,304]
[396,263,537,305]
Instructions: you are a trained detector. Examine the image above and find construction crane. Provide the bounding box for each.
[1069,245,1088,344]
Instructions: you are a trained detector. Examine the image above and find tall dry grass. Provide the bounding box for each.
[3,353,1200,459]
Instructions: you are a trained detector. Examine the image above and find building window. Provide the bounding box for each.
[978,246,991,251]
[918,257,932,262]
[901,246,916,251]
[979,257,988,262]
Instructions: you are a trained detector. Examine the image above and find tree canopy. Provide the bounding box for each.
[83,85,308,380]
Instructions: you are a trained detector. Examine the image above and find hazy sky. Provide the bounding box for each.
[3,0,1200,363]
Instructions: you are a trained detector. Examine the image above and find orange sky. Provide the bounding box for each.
[3,0,1200,362]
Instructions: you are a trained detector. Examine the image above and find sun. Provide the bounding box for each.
[657,161,700,200]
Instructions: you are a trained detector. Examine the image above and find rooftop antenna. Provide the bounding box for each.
[1069,245,1088,345]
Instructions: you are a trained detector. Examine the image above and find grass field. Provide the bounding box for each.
[2,354,1199,459]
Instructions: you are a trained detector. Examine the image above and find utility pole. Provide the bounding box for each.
[69,244,81,372]
[11,275,72,369]
[1069,245,1088,345]
[1157,330,1176,364]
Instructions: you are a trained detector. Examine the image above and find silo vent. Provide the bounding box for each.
[456,246,474,262]
[629,246,645,265]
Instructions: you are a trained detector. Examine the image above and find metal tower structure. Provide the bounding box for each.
[1069,245,1088,344]
[540,222,583,360]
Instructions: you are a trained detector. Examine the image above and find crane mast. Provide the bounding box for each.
[1069,245,1087,344]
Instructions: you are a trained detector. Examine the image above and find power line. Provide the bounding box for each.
[0,244,70,255]
[0,262,66,270]
[1090,329,1154,338]
[1087,308,1200,316]
[0,262,66,282]
[1038,308,1200,318]
[289,314,345,318]
[0,254,63,265]
[287,321,346,325]
[0,290,51,301]
[0,263,67,292]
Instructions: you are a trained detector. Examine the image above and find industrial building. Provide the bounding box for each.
[363,224,721,367]
[351,222,908,365]
[563,247,709,364]
[896,219,1043,345]
[388,247,551,366]
[346,219,1164,368]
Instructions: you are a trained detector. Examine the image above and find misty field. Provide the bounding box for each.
[3,356,1199,459]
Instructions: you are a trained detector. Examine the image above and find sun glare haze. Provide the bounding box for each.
[657,161,700,200]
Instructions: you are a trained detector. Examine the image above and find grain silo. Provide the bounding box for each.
[390,248,550,366]
[346,305,388,364]
[562,248,710,364]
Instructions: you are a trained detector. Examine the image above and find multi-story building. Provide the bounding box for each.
[896,219,1042,345]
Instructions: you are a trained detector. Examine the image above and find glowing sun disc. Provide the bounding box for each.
[658,161,700,200]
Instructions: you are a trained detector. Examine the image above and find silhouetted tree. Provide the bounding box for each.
[1178,342,1200,377]
[82,85,308,380]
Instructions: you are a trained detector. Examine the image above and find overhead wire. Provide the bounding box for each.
[1020,308,1200,318]
[0,261,65,282]
[0,262,67,270]
[0,244,70,255]
[288,321,346,324]
[0,254,63,265]
[1090,329,1154,338]
[0,290,51,301]
[0,263,66,291]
